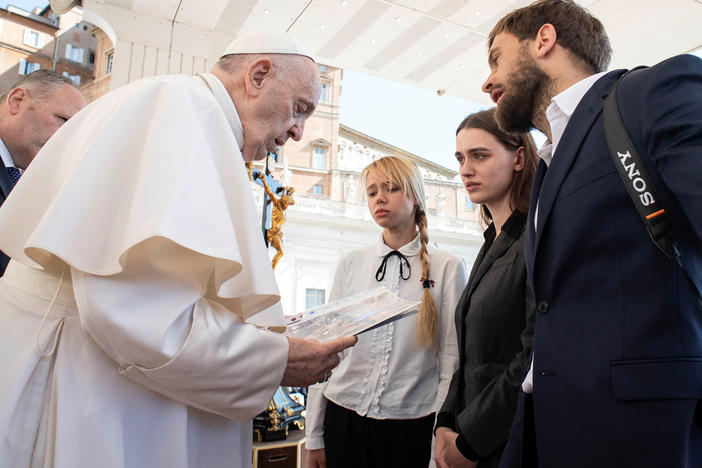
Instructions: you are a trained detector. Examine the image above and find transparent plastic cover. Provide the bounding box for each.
[283,287,420,342]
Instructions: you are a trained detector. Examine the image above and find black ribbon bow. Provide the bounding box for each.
[375,250,411,282]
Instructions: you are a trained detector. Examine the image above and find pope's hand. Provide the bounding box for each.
[281,336,357,386]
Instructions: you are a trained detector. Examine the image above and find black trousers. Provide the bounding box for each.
[323,399,435,468]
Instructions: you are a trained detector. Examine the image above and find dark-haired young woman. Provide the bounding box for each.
[435,108,538,468]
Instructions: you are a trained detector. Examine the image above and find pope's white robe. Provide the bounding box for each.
[0,73,290,467]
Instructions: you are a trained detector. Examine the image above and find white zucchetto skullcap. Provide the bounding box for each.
[221,30,315,62]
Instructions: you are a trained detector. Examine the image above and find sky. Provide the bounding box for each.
[2,1,46,12]
[338,70,487,171]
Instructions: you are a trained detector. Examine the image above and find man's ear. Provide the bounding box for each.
[534,23,557,59]
[6,87,27,115]
[244,58,273,97]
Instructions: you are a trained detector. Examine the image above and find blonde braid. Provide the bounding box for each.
[415,210,438,349]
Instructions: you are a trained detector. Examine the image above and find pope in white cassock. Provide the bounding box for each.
[0,30,356,467]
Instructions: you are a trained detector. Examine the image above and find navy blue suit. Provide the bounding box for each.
[0,156,13,274]
[503,55,702,467]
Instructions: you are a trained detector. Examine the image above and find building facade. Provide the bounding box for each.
[0,6,57,91]
[248,64,483,316]
[0,5,96,93]
[80,25,112,101]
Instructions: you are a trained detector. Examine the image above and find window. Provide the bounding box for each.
[62,71,81,86]
[312,147,327,169]
[105,52,114,74]
[320,83,330,103]
[318,64,327,72]
[312,185,323,195]
[305,288,325,309]
[66,44,85,63]
[23,29,41,48]
[89,51,95,64]
[465,195,475,211]
[18,59,40,75]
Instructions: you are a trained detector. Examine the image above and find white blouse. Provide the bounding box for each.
[306,234,467,449]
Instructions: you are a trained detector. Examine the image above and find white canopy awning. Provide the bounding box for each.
[53,0,702,103]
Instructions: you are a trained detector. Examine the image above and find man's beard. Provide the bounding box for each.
[495,56,550,134]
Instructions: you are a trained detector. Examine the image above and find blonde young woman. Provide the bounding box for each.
[305,156,468,468]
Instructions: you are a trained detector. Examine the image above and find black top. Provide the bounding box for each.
[436,210,535,467]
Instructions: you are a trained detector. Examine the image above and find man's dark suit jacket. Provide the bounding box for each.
[502,55,702,468]
[0,156,13,274]
[437,211,535,467]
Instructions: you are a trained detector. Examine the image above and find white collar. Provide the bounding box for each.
[545,71,608,157]
[197,73,245,151]
[374,232,422,257]
[537,140,554,167]
[0,137,16,169]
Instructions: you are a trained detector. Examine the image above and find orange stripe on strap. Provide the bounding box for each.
[646,209,666,219]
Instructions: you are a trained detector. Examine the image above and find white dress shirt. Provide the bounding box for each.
[524,71,608,393]
[305,233,467,449]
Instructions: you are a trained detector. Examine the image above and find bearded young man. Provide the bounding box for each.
[482,1,702,467]
[0,31,356,468]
